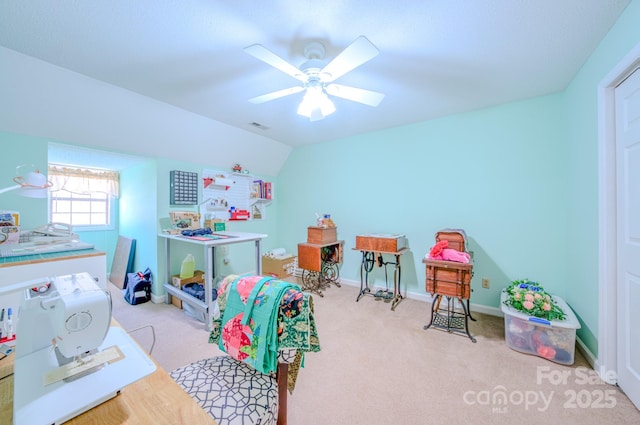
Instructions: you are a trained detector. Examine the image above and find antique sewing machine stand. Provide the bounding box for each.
[355,249,407,311]
[424,295,477,342]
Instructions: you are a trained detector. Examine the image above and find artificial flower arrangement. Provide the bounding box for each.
[503,279,566,321]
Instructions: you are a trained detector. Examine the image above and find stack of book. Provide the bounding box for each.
[251,180,272,200]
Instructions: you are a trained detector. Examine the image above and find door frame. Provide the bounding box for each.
[597,41,640,383]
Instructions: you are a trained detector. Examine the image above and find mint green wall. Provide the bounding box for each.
[118,159,159,291]
[563,0,640,356]
[0,132,49,227]
[75,221,119,271]
[277,93,569,310]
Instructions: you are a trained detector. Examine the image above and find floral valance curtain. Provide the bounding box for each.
[48,165,120,198]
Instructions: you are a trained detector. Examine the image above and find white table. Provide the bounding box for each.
[159,231,267,328]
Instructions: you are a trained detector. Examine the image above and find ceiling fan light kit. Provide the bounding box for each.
[245,35,385,122]
[297,85,336,122]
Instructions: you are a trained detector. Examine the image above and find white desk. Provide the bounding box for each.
[159,231,267,328]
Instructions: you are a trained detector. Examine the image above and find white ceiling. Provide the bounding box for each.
[0,0,631,147]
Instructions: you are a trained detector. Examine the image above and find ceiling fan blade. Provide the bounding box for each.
[325,84,385,107]
[244,44,307,83]
[248,86,304,104]
[321,36,380,83]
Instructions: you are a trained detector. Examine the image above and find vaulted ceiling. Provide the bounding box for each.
[0,1,631,148]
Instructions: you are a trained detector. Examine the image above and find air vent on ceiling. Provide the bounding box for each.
[249,122,270,130]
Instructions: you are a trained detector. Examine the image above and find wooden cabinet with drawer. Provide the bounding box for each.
[297,241,343,272]
[423,258,473,299]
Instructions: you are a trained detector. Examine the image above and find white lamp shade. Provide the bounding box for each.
[0,169,52,198]
[19,171,49,198]
[24,171,47,187]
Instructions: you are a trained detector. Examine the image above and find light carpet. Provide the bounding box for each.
[109,281,640,425]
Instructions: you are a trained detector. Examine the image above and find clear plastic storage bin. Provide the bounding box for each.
[501,291,580,365]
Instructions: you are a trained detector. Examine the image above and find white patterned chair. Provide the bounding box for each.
[170,275,319,425]
[170,351,296,425]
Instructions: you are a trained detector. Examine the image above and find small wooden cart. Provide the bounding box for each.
[297,226,343,296]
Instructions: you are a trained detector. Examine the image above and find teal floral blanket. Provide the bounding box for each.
[209,274,320,381]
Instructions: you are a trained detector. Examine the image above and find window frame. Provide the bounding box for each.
[47,164,119,232]
[48,190,115,231]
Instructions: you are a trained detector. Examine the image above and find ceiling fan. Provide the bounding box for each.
[244,35,385,121]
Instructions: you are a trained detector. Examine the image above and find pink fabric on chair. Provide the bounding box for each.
[428,240,471,264]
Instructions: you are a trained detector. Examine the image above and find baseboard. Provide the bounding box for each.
[152,292,167,304]
[574,338,615,384]
[576,336,597,369]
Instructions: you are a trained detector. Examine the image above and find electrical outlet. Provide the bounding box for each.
[482,278,490,289]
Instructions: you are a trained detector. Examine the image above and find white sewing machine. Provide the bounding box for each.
[12,273,156,424]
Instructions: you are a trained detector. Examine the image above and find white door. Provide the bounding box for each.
[615,66,640,409]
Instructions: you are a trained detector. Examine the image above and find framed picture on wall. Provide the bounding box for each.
[252,203,264,220]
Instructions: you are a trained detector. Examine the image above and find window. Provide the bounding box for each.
[48,165,119,230]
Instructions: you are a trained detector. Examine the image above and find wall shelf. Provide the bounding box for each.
[251,198,272,205]
[203,176,234,191]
